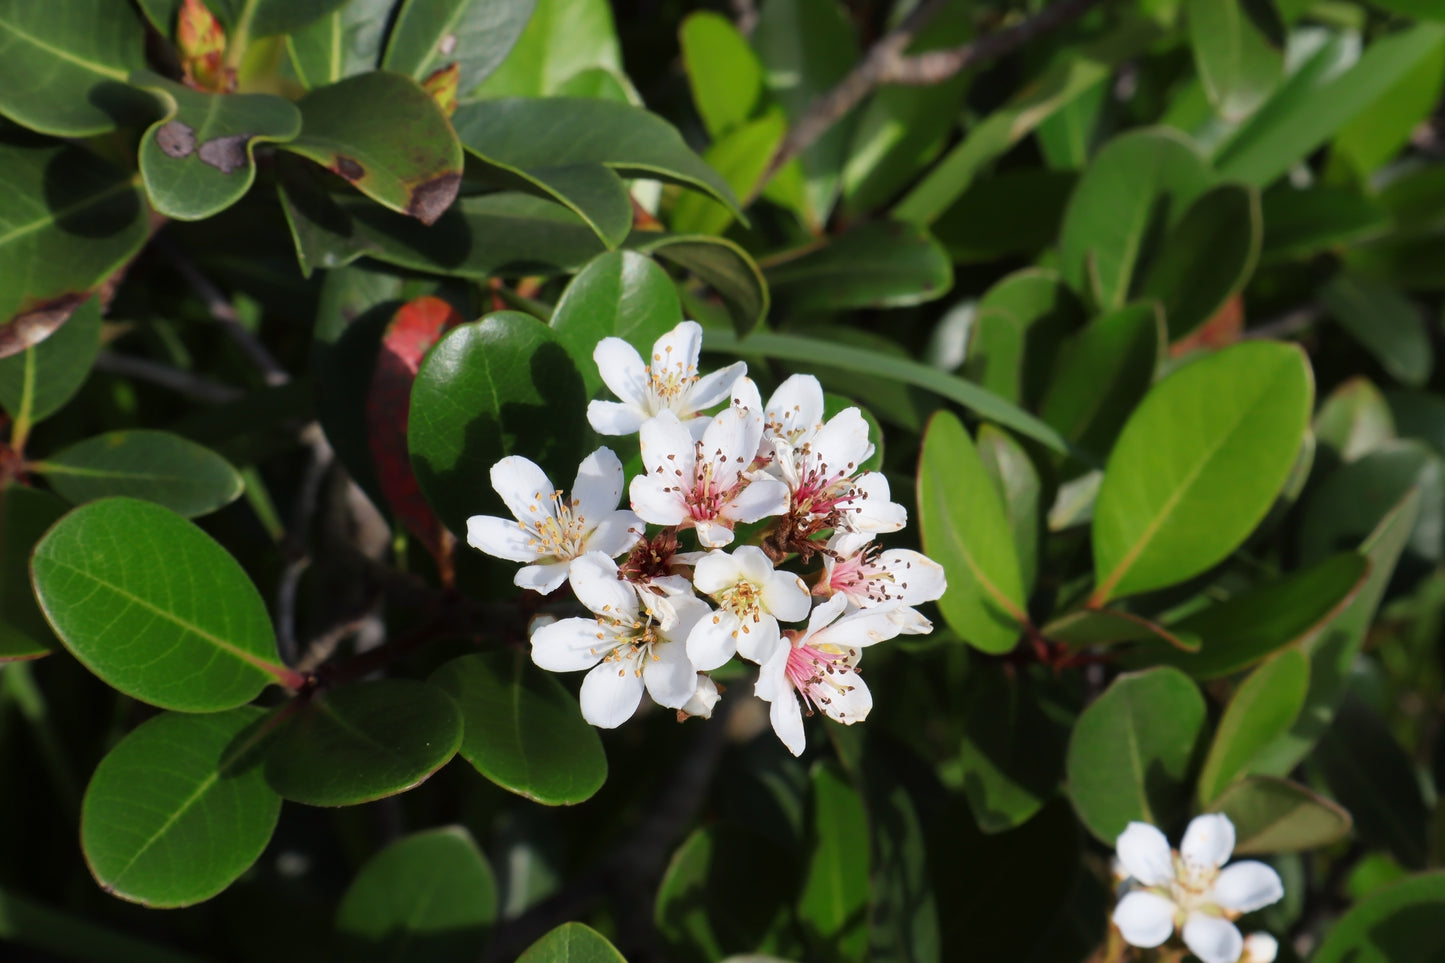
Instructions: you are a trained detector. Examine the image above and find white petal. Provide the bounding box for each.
[587,399,647,436]
[729,373,762,414]
[489,456,555,526]
[692,550,743,596]
[765,374,825,442]
[814,604,907,649]
[680,675,721,719]
[1116,822,1176,887]
[880,550,948,605]
[466,514,541,563]
[1183,913,1244,963]
[812,408,874,474]
[723,476,791,524]
[1212,861,1284,914]
[567,552,638,618]
[842,472,906,533]
[571,447,626,520]
[689,360,747,411]
[530,618,607,672]
[699,407,753,492]
[826,530,871,560]
[642,641,698,709]
[683,413,714,441]
[889,605,935,635]
[763,679,806,756]
[762,569,812,623]
[515,561,571,593]
[638,410,696,477]
[583,510,643,558]
[579,659,646,728]
[1112,891,1177,949]
[801,593,850,639]
[686,609,740,672]
[693,518,736,548]
[817,668,871,725]
[1241,933,1278,963]
[1181,813,1236,872]
[594,337,650,407]
[652,320,704,380]
[735,613,781,665]
[661,595,711,640]
[629,474,687,526]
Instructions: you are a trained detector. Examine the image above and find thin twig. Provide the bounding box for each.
[753,0,1106,202]
[275,424,335,663]
[731,0,758,36]
[294,614,373,675]
[1245,305,1323,341]
[93,352,245,403]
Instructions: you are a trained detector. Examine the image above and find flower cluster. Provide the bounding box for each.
[1113,814,1284,963]
[467,321,946,754]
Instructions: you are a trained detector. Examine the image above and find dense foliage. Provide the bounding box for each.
[3,0,1445,960]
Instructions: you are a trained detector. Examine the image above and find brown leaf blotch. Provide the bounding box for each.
[406,171,461,226]
[0,292,89,359]
[331,155,365,181]
[156,120,196,159]
[197,133,250,174]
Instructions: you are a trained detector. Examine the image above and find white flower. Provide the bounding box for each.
[766,400,906,537]
[466,449,642,593]
[1242,934,1278,963]
[629,408,790,548]
[820,531,947,634]
[677,674,721,721]
[1112,814,1285,963]
[753,594,907,756]
[529,553,708,727]
[587,320,746,437]
[687,545,812,670]
[761,373,827,449]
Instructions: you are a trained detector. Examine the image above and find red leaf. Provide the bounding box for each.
[366,296,464,582]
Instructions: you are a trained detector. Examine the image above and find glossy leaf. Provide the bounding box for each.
[765,221,952,311]
[1046,608,1198,651]
[672,111,785,237]
[549,250,683,396]
[138,0,351,38]
[430,652,607,806]
[963,268,1086,408]
[0,294,100,425]
[263,679,462,806]
[286,0,394,88]
[1066,667,1207,843]
[919,412,1027,653]
[631,233,767,336]
[0,486,67,661]
[976,425,1041,594]
[1320,275,1432,388]
[382,0,537,93]
[1333,32,1445,177]
[1197,649,1309,804]
[1313,872,1445,963]
[680,11,763,138]
[1058,127,1216,311]
[957,665,1069,833]
[470,0,621,99]
[409,312,587,537]
[0,134,147,338]
[1090,342,1313,603]
[31,497,291,711]
[517,922,627,963]
[34,430,244,517]
[336,827,497,962]
[1207,775,1352,854]
[1187,0,1282,120]
[81,706,280,907]
[0,0,153,136]
[797,761,869,960]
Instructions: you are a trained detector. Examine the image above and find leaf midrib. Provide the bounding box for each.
[0,15,129,81]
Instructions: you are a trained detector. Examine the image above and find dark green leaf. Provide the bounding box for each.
[860,740,940,963]
[0,486,66,661]
[336,826,497,962]
[409,312,587,536]
[1187,0,1283,120]
[81,707,280,907]
[1260,183,1388,261]
[1313,871,1445,963]
[918,411,1027,654]
[765,221,952,311]
[281,71,463,225]
[797,761,868,961]
[517,922,627,963]
[286,0,394,88]
[963,268,1086,407]
[1207,776,1352,854]
[1090,342,1313,602]
[957,665,1069,833]
[0,295,100,425]
[430,652,606,806]
[1065,666,1207,843]
[1046,609,1198,651]
[1298,441,1442,564]
[931,169,1077,264]
[34,430,244,517]
[631,233,768,336]
[1197,649,1309,804]
[382,0,537,92]
[680,11,763,138]
[976,425,1041,593]
[1320,275,1433,388]
[264,679,461,806]
[0,887,210,962]
[470,0,621,99]
[31,497,292,711]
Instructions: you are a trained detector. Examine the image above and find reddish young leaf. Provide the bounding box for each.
[422,63,460,119]
[1170,293,1244,358]
[177,0,234,93]
[367,296,464,581]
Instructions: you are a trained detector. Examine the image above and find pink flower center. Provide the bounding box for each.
[828,543,903,604]
[784,640,861,720]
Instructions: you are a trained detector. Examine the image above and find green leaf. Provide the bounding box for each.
[0,886,210,962]
[34,430,244,517]
[281,71,463,226]
[1299,441,1441,564]
[430,652,606,806]
[1260,183,1388,261]
[1315,696,1428,868]
[1333,29,1445,177]
[630,233,768,336]
[0,486,67,661]
[1197,649,1309,804]
[1187,0,1283,120]
[963,268,1086,408]
[797,761,869,961]
[409,312,587,537]
[0,0,153,136]
[918,411,1027,654]
[0,134,147,334]
[751,0,858,227]
[957,665,1069,833]
[1139,183,1262,342]
[680,11,763,139]
[286,0,394,89]
[470,0,621,99]
[764,221,952,311]
[382,0,537,93]
[1320,275,1432,389]
[1316,377,1397,464]
[138,0,351,38]
[81,706,280,908]
[1038,302,1162,476]
[1215,24,1445,186]
[0,294,100,426]
[549,251,682,397]
[671,111,784,237]
[860,740,940,963]
[1065,666,1207,843]
[1090,342,1313,602]
[518,922,627,963]
[931,169,1077,264]
[1046,608,1198,651]
[1058,127,1216,312]
[1206,775,1352,854]
[976,425,1041,594]
[1313,871,1445,963]
[264,679,461,806]
[131,70,301,222]
[1150,552,1368,680]
[31,497,291,711]
[336,827,497,962]
[703,328,1074,456]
